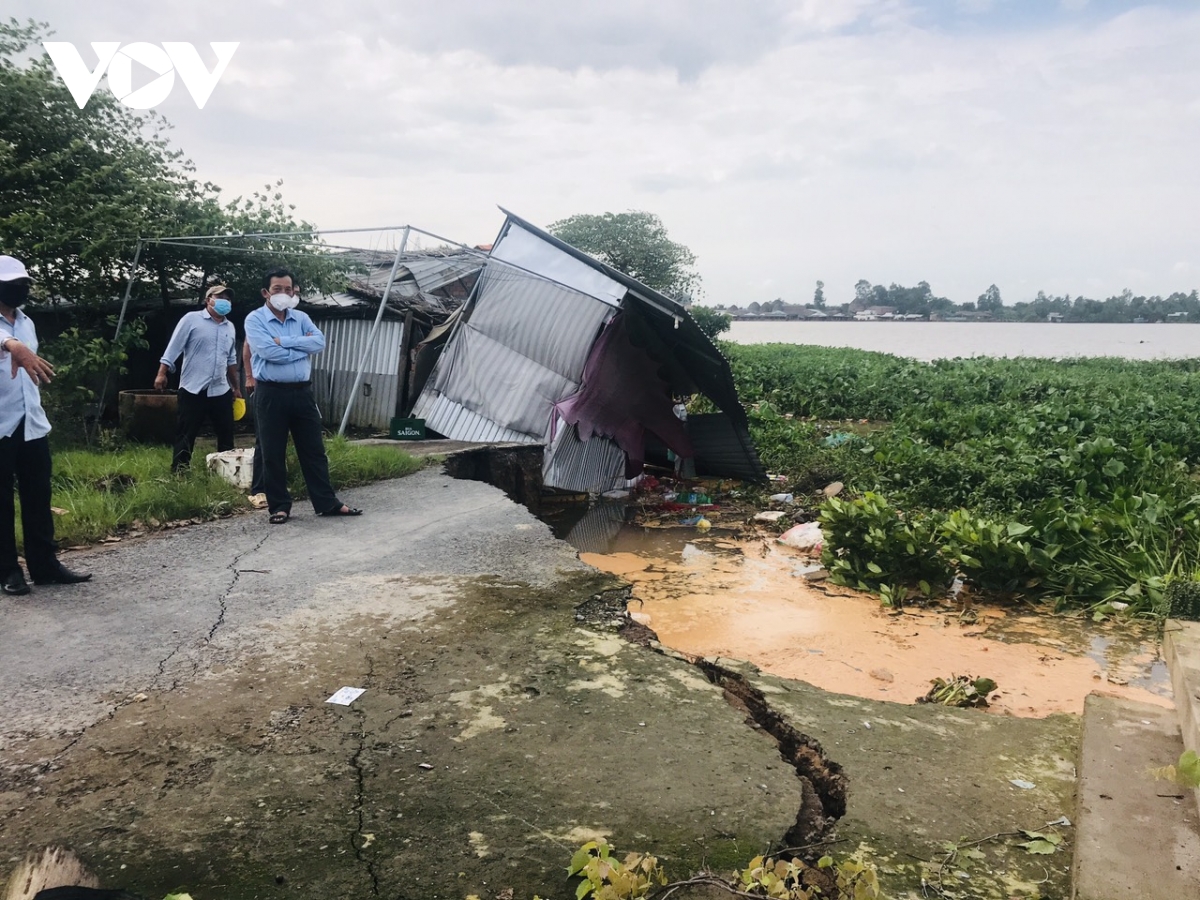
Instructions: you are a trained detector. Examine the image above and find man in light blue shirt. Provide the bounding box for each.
[155,284,241,472]
[245,266,361,524]
[0,254,91,595]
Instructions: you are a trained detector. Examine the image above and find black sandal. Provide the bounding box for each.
[269,510,290,525]
[320,505,362,517]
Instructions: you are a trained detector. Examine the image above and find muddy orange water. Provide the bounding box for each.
[581,531,1171,718]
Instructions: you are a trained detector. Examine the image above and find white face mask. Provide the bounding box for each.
[269,292,299,311]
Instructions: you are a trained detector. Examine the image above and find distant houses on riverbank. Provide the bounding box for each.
[721,302,997,323]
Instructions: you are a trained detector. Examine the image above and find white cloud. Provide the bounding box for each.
[9,1,1200,305]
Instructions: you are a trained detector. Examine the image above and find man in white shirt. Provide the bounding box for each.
[0,255,92,595]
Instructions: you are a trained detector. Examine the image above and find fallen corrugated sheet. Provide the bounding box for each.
[543,421,627,494]
[414,261,611,443]
[412,390,537,445]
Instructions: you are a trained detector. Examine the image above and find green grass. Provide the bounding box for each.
[18,436,423,549]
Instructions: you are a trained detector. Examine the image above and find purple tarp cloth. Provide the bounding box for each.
[554,313,693,477]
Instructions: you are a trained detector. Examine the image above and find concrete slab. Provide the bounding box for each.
[0,471,804,899]
[1071,694,1200,900]
[1164,619,1200,814]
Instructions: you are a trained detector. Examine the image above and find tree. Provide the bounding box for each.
[547,211,700,300]
[689,306,731,340]
[812,280,825,308]
[0,19,341,313]
[853,279,873,308]
[0,19,347,431]
[977,284,1002,313]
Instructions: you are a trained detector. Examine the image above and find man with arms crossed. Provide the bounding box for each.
[244,267,361,524]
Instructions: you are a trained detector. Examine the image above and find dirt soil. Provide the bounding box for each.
[583,530,1170,718]
[1,470,1089,899]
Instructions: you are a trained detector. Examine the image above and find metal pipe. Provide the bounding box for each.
[337,227,410,436]
[144,225,411,241]
[93,239,143,437]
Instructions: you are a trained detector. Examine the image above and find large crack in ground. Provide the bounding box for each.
[577,586,849,855]
[349,651,381,897]
[47,532,275,766]
[691,657,848,850]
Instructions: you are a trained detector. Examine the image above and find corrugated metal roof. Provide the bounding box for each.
[411,261,611,445]
[497,209,750,432]
[431,324,576,437]
[403,256,484,293]
[467,263,612,382]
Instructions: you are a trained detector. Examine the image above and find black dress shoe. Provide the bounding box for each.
[30,563,92,585]
[2,569,30,595]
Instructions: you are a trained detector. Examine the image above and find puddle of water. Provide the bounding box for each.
[580,527,1172,719]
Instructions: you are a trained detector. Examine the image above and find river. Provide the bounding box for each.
[724,320,1200,361]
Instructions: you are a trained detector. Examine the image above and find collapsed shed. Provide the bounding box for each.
[411,210,765,493]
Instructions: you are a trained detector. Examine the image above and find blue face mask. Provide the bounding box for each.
[212,298,232,316]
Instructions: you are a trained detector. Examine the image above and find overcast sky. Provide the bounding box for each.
[12,1,1200,307]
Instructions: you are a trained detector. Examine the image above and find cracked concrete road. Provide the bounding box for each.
[0,469,803,899]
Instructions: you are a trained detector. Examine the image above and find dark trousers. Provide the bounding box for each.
[255,382,340,515]
[173,388,234,471]
[0,422,58,577]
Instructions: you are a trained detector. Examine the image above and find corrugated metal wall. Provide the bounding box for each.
[311,318,405,430]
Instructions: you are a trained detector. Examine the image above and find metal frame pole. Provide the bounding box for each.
[337,226,410,436]
[93,239,143,435]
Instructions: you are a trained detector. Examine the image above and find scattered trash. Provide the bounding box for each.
[695,517,712,532]
[1009,779,1036,790]
[206,448,255,490]
[325,687,367,706]
[1046,816,1072,827]
[869,668,894,683]
[681,492,712,505]
[50,506,68,516]
[822,432,855,447]
[601,489,630,500]
[767,474,788,484]
[822,481,844,498]
[418,762,434,770]
[778,521,823,553]
[1017,830,1061,854]
[793,563,827,581]
[1110,601,1129,611]
[769,492,795,504]
[679,515,703,527]
[862,721,872,729]
[132,692,149,702]
[754,510,788,524]
[918,675,997,708]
